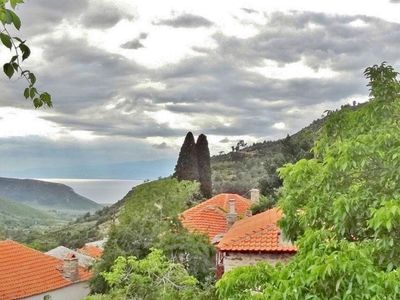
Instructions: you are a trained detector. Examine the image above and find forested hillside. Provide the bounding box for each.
[0,177,101,212]
[0,198,56,238]
[211,104,361,197]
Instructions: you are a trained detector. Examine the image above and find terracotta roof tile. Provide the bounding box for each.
[78,245,103,259]
[180,193,251,241]
[217,208,297,253]
[0,240,91,300]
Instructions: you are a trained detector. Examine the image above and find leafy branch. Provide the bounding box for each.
[0,0,52,108]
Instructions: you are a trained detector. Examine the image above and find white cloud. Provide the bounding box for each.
[0,107,97,141]
[249,59,339,80]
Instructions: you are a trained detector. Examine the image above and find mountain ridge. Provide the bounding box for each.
[0,177,102,212]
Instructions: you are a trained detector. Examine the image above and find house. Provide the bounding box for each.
[46,246,95,267]
[0,240,91,300]
[216,207,297,275]
[78,240,105,259]
[180,193,254,242]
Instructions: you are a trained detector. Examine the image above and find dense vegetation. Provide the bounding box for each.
[216,63,400,299]
[90,178,215,297]
[0,197,57,240]
[211,120,321,197]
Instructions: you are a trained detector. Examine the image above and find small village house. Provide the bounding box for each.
[180,189,297,276]
[180,193,253,242]
[46,246,95,268]
[216,207,297,275]
[0,240,91,300]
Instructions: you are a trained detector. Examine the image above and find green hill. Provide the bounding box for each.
[0,197,55,231]
[0,177,102,212]
[211,103,362,197]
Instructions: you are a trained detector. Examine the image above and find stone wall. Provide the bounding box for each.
[223,252,294,273]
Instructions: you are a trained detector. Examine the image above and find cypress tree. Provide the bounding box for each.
[196,134,212,198]
[173,132,199,181]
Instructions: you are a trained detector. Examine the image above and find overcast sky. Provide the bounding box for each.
[0,0,399,179]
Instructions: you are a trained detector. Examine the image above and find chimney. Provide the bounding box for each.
[63,253,79,282]
[226,199,237,228]
[250,188,260,205]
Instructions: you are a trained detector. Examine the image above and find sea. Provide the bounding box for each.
[40,178,143,205]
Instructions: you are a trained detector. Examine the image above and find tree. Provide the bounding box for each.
[196,134,212,198]
[1,0,51,107]
[174,132,199,181]
[216,63,400,299]
[89,179,214,294]
[87,249,208,300]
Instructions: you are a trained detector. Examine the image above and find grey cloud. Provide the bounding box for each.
[241,8,258,14]
[121,33,148,49]
[154,13,213,28]
[2,10,400,154]
[121,39,144,49]
[390,0,400,2]
[81,3,135,29]
[219,138,231,143]
[15,0,88,37]
[152,142,170,149]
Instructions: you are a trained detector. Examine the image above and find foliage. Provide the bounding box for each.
[174,132,200,181]
[212,126,316,196]
[0,197,56,239]
[196,134,212,198]
[0,0,51,107]
[90,178,215,294]
[216,63,400,299]
[250,195,276,215]
[87,248,207,300]
[156,217,215,282]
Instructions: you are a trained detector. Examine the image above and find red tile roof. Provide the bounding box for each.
[180,193,251,241]
[217,208,297,253]
[0,240,91,300]
[78,245,103,259]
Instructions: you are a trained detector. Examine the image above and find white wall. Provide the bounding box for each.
[23,281,89,300]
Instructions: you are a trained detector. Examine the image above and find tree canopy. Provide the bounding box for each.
[174,132,199,181]
[196,134,212,198]
[216,63,400,299]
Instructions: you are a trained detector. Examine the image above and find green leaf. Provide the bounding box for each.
[8,10,21,30]
[3,63,14,78]
[23,87,29,99]
[0,32,12,49]
[40,92,52,105]
[19,43,30,60]
[10,0,24,9]
[33,98,42,108]
[29,73,36,85]
[29,87,37,99]
[13,37,24,43]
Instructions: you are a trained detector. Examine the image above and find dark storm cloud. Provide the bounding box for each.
[154,13,213,28]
